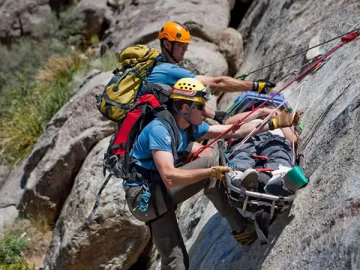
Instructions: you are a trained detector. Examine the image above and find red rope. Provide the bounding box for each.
[189,30,359,162]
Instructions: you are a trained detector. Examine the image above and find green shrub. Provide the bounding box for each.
[0,234,29,266]
[0,35,118,166]
[0,53,88,165]
[0,39,68,95]
[0,216,49,269]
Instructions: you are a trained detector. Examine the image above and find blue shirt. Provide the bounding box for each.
[131,119,209,171]
[137,55,196,98]
[147,62,196,86]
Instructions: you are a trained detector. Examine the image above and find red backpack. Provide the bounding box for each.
[88,83,180,222]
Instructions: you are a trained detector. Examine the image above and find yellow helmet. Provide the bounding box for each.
[170,78,211,103]
[158,21,191,43]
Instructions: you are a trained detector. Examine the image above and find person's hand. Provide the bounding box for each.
[252,80,276,94]
[210,166,232,181]
[268,108,294,129]
[293,110,304,127]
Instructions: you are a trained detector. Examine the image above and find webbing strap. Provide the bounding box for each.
[88,173,113,224]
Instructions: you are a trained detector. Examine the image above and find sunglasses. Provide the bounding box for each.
[175,42,189,50]
[195,104,205,111]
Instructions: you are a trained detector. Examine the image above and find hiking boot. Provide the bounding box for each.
[231,219,258,246]
[264,175,294,196]
[228,169,259,190]
[254,210,271,245]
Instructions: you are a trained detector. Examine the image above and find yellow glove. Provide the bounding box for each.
[252,80,276,94]
[268,109,294,129]
[210,166,232,181]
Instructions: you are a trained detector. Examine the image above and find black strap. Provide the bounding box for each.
[111,143,126,151]
[135,165,175,216]
[155,110,180,160]
[88,173,113,224]
[150,170,159,217]
[187,125,195,144]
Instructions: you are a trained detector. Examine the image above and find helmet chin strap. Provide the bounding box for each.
[173,102,195,124]
[162,40,180,63]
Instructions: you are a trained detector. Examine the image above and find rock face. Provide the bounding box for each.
[2,0,360,269]
[41,137,150,270]
[103,0,242,75]
[18,71,115,223]
[215,0,360,269]
[75,0,115,41]
[0,0,52,44]
[0,164,10,190]
[104,0,232,51]
[215,28,244,76]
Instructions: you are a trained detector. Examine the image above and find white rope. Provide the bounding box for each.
[228,80,308,160]
[291,81,306,163]
[228,99,287,159]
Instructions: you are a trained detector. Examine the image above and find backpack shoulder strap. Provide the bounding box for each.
[155,109,180,161]
[154,54,171,65]
[187,125,195,144]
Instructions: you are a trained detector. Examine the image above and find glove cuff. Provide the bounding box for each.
[210,167,217,178]
[252,81,259,92]
[214,111,227,123]
[268,119,277,130]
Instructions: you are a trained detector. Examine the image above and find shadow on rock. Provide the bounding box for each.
[188,208,294,270]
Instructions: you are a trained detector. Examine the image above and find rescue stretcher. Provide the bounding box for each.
[218,141,295,220]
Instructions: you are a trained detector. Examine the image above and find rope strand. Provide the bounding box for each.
[236,27,360,79]
[191,30,360,161]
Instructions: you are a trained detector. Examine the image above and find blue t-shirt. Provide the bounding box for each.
[137,55,196,98]
[147,62,196,86]
[131,119,209,171]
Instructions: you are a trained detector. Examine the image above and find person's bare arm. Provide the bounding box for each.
[152,150,214,189]
[224,110,264,125]
[195,75,253,92]
[201,122,270,140]
[202,109,294,140]
[281,126,298,145]
[225,107,280,125]
[203,106,215,119]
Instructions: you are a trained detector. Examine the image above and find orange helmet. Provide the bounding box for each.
[158,21,191,43]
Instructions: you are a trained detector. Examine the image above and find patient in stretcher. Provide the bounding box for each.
[224,106,305,196]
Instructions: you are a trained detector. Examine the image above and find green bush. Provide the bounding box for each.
[0,216,49,269]
[0,234,29,266]
[0,3,118,166]
[0,39,68,95]
[0,53,88,165]
[84,51,118,74]
[0,50,118,165]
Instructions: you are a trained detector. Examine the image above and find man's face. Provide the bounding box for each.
[188,103,205,125]
[164,41,188,63]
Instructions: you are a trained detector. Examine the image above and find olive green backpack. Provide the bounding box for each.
[96,45,161,122]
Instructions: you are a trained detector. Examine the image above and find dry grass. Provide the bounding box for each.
[0,49,118,166]
[36,53,87,91]
[0,52,87,165]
